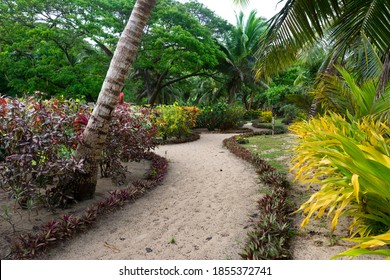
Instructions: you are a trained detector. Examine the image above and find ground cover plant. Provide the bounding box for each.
[7,151,167,259]
[223,132,292,259]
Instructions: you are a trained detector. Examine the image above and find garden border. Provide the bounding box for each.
[223,131,293,259]
[6,152,168,260]
[155,132,200,145]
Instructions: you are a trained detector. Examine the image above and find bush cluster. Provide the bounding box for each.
[0,95,157,209]
[243,109,261,121]
[152,104,200,140]
[259,110,273,123]
[196,103,245,131]
[279,104,305,125]
[0,96,85,209]
[223,133,292,260]
[290,113,390,258]
[77,103,157,184]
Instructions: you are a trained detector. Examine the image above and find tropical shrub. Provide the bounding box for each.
[243,109,261,121]
[77,103,158,182]
[0,96,85,208]
[279,104,302,124]
[152,104,199,140]
[259,110,272,123]
[196,102,245,131]
[182,106,201,129]
[290,112,390,258]
[314,66,390,118]
[0,96,157,208]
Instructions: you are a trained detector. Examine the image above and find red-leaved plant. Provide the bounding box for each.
[0,95,86,209]
[8,152,168,259]
[223,133,292,260]
[74,103,157,184]
[0,95,157,209]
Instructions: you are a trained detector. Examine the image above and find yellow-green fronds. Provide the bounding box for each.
[296,182,355,231]
[332,231,390,260]
[289,112,390,238]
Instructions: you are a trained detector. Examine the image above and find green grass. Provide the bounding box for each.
[241,134,295,174]
[252,118,286,127]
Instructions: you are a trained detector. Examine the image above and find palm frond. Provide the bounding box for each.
[255,0,342,78]
[255,0,390,81]
[233,0,250,8]
[330,0,390,57]
[313,65,390,118]
[345,34,383,83]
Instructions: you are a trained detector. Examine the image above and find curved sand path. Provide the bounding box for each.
[46,133,262,260]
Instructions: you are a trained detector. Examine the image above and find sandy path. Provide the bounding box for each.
[46,133,262,260]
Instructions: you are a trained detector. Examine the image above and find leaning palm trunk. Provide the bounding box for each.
[66,0,156,201]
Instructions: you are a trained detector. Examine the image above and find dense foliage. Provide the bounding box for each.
[0,0,130,100]
[0,0,239,104]
[288,65,390,258]
[130,0,229,105]
[152,104,200,140]
[290,113,390,258]
[0,95,85,208]
[196,102,245,131]
[0,96,157,209]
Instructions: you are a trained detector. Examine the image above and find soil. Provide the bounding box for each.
[0,125,384,260]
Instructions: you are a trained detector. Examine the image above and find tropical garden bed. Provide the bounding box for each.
[226,131,388,260]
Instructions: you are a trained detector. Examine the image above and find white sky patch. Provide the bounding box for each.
[178,0,285,23]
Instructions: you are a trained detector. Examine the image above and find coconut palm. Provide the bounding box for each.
[254,0,390,100]
[234,0,390,111]
[219,10,267,105]
[70,0,248,200]
[69,0,156,200]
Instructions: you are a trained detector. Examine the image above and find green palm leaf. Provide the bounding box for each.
[330,0,390,56]
[255,0,390,80]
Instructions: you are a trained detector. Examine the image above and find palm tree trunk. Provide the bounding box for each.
[376,52,390,102]
[308,51,339,118]
[68,0,156,201]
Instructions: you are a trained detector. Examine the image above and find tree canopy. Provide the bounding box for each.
[0,0,136,100]
[129,0,229,105]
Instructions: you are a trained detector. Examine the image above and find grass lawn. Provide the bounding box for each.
[240,133,295,174]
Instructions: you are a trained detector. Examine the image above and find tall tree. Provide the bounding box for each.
[219,10,267,106]
[68,0,156,200]
[130,0,226,105]
[0,0,137,99]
